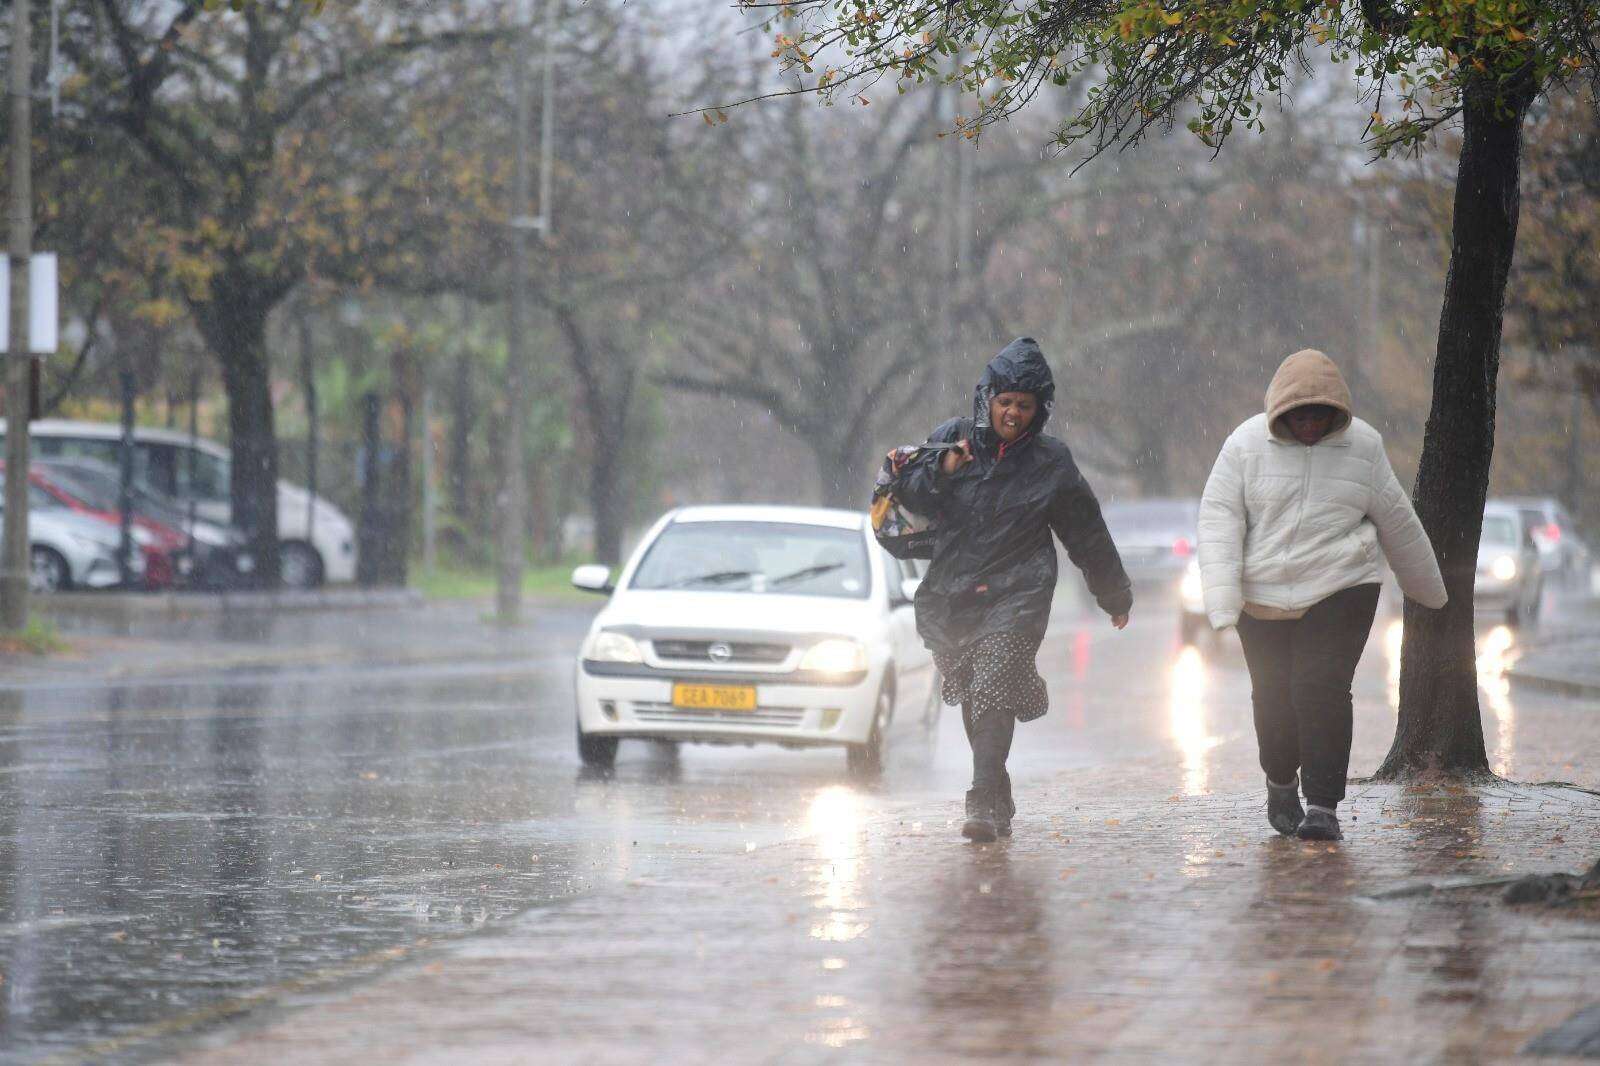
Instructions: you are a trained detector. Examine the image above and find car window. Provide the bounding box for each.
[173,446,230,502]
[1482,515,1519,546]
[29,484,62,510]
[629,521,871,599]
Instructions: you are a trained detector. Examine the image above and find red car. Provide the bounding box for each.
[18,464,179,589]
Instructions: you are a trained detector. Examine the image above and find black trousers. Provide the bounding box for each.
[962,701,1015,796]
[1235,583,1380,809]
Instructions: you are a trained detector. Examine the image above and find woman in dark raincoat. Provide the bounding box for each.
[895,338,1133,842]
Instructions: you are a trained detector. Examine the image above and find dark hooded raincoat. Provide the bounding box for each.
[894,339,1132,719]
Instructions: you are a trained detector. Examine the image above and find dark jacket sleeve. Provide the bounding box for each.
[892,418,965,515]
[1048,470,1133,617]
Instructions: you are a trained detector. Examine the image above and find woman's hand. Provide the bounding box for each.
[1110,613,1129,630]
[940,440,974,475]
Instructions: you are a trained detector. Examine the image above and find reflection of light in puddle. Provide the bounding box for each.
[1382,620,1518,776]
[807,787,866,942]
[1478,625,1516,778]
[1169,647,1219,797]
[1384,619,1404,710]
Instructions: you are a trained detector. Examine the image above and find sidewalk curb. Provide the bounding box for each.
[1507,667,1600,699]
[38,587,424,620]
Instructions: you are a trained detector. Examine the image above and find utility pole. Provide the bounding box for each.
[3,0,33,628]
[496,10,535,625]
[496,0,555,625]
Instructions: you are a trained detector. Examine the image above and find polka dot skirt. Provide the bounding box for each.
[933,631,1049,726]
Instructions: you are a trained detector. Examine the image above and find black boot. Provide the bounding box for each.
[1297,806,1342,841]
[962,788,998,843]
[996,772,1016,838]
[1267,778,1304,836]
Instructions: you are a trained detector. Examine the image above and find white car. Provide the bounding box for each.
[2,480,144,591]
[1477,502,1543,627]
[570,505,942,774]
[2,419,356,586]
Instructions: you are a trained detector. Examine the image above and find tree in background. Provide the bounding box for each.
[47,1,494,581]
[733,0,1600,778]
[661,91,1055,506]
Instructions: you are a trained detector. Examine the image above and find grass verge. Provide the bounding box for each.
[0,618,70,656]
[413,561,597,605]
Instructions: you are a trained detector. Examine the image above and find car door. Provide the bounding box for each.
[880,548,934,727]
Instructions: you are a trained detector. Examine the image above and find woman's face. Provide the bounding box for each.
[989,391,1038,443]
[1282,403,1339,445]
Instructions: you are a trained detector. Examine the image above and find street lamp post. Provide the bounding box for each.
[3,0,34,628]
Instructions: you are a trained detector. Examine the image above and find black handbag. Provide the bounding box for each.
[869,442,960,560]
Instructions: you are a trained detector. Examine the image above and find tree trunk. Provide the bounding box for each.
[1377,82,1535,780]
[816,434,870,510]
[591,443,627,566]
[196,297,281,588]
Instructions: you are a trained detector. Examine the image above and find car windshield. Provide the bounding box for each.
[1482,515,1518,546]
[629,521,871,599]
[38,462,189,528]
[1102,500,1197,537]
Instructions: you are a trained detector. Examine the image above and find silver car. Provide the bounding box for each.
[0,481,143,592]
[1477,502,1542,627]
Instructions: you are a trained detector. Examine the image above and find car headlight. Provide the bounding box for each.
[583,630,643,664]
[1490,555,1518,582]
[1180,560,1202,601]
[189,523,229,548]
[799,638,867,675]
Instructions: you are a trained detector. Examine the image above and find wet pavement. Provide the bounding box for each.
[3,590,1599,1062]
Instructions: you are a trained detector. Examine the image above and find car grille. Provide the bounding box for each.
[650,640,790,664]
[631,701,805,728]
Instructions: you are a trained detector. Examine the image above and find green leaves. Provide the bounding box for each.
[743,0,1598,163]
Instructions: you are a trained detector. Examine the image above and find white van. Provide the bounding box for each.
[1,419,356,587]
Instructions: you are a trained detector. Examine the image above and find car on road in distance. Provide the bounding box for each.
[1,419,356,588]
[1498,495,1590,587]
[1102,497,1199,584]
[0,476,143,592]
[1479,500,1544,627]
[570,505,942,774]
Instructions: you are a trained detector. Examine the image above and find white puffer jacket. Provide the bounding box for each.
[1198,350,1447,629]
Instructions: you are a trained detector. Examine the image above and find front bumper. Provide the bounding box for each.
[575,664,881,747]
[1473,577,1519,610]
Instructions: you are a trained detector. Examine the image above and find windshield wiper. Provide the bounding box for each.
[665,569,756,589]
[770,562,845,587]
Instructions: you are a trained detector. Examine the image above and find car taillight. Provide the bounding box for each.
[1172,537,1193,557]
[1541,523,1561,544]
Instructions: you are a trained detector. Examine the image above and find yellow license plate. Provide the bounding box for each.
[672,683,757,711]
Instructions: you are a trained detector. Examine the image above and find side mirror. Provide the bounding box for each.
[899,577,922,603]
[571,564,614,594]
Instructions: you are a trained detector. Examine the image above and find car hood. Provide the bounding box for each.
[32,509,119,548]
[1477,542,1520,565]
[597,590,881,638]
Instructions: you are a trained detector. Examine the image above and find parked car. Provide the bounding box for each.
[570,505,942,774]
[32,458,256,590]
[1497,495,1590,586]
[0,419,356,587]
[0,476,143,592]
[1477,501,1543,627]
[1101,497,1199,583]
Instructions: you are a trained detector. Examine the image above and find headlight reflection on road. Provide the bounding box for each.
[1384,619,1404,710]
[1383,620,1517,777]
[806,786,867,943]
[1478,625,1517,778]
[1168,646,1218,797]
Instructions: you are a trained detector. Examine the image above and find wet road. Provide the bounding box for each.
[2,590,1599,1062]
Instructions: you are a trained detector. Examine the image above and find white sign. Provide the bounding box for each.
[0,253,59,356]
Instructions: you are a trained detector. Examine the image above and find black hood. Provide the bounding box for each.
[973,337,1056,449]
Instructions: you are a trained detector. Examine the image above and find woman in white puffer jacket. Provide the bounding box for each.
[1198,349,1446,842]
